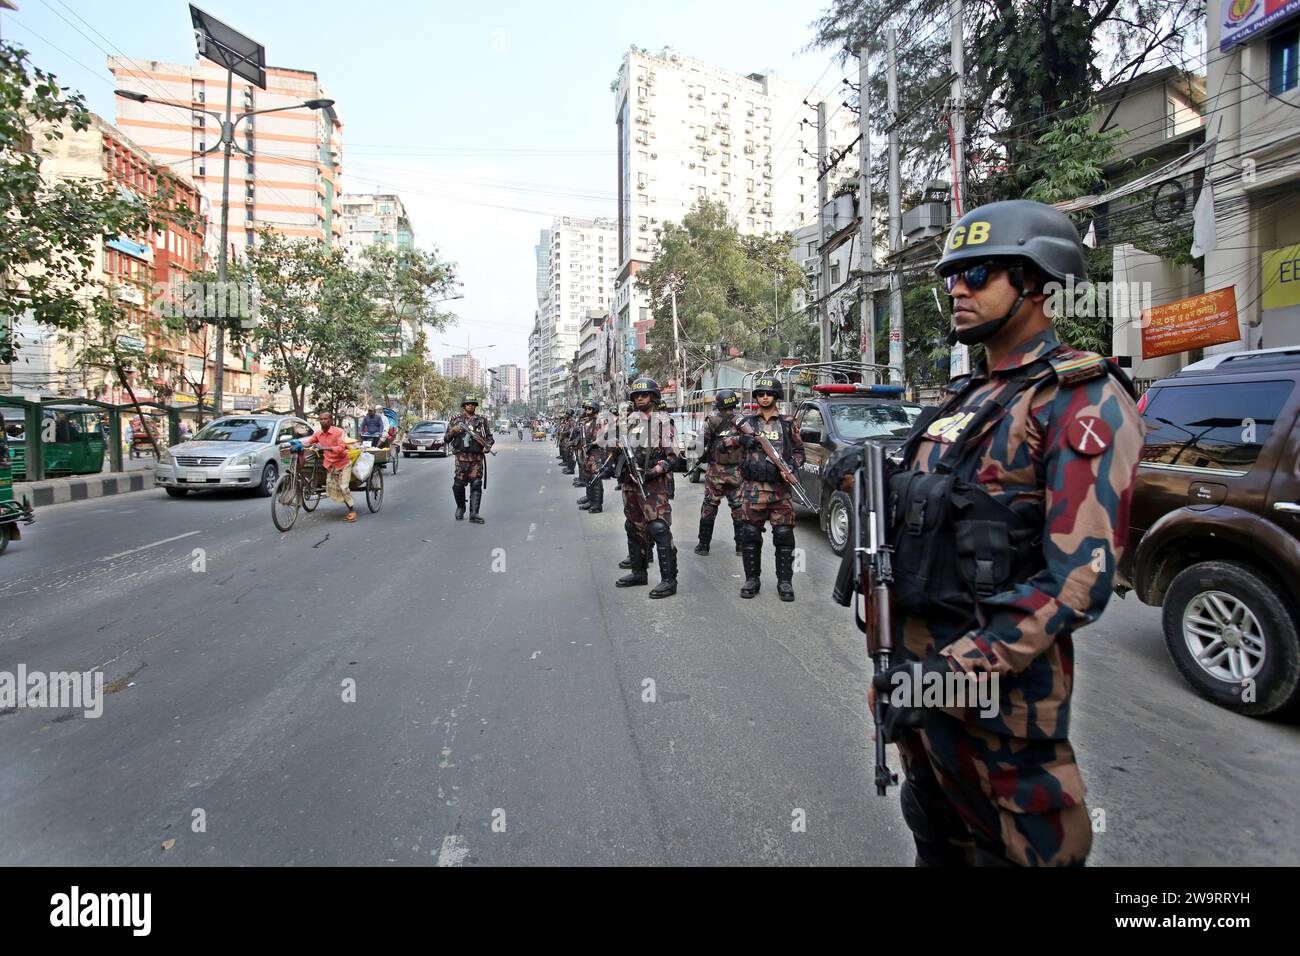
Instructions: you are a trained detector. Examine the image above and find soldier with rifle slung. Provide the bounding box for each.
[447,394,495,524]
[691,388,745,556]
[829,200,1142,867]
[735,376,807,602]
[576,399,606,514]
[596,377,682,599]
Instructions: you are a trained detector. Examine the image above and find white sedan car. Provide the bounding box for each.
[155,415,314,498]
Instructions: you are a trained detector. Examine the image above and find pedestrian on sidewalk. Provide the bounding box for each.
[304,410,359,522]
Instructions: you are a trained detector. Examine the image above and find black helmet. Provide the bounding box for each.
[936,199,1086,285]
[714,389,740,411]
[628,377,661,402]
[460,394,479,407]
[581,399,600,414]
[751,376,783,400]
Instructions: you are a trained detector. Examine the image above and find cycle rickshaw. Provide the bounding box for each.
[271,443,385,531]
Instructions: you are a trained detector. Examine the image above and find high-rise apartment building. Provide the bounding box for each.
[610,46,856,378]
[490,364,524,405]
[109,57,343,255]
[442,353,482,388]
[534,216,618,410]
[338,193,414,259]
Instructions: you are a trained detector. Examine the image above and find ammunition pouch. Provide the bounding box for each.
[741,457,782,483]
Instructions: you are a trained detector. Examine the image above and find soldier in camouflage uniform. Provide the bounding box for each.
[569,412,588,487]
[736,376,805,602]
[446,394,495,524]
[576,399,606,513]
[597,377,682,598]
[694,388,746,556]
[856,200,1142,867]
[559,410,578,474]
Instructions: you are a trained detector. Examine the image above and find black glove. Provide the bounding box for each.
[738,433,758,450]
[871,656,957,742]
[596,465,615,481]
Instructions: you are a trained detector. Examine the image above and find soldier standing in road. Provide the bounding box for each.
[694,389,746,556]
[736,376,805,602]
[558,409,577,475]
[569,411,588,488]
[597,377,682,599]
[849,200,1143,867]
[447,394,495,524]
[576,399,606,514]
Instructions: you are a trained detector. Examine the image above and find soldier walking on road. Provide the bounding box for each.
[736,376,805,602]
[838,200,1143,867]
[694,389,746,556]
[447,394,495,524]
[597,378,682,599]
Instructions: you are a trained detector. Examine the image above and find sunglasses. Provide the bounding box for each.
[942,261,1006,294]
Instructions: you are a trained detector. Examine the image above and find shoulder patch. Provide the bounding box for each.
[1049,348,1107,387]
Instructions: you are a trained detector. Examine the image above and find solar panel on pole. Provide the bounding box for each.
[189,4,267,89]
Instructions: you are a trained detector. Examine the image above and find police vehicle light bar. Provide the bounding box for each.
[811,383,905,396]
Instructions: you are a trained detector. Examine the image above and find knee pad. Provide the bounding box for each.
[646,519,669,542]
[772,524,795,548]
[624,519,639,536]
[739,522,764,545]
[452,478,466,491]
[470,479,483,493]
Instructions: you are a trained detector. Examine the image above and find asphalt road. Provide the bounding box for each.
[1,438,1297,866]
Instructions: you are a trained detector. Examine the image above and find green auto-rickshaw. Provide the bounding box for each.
[0,429,34,554]
[4,404,107,481]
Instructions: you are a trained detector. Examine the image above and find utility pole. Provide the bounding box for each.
[948,0,970,379]
[886,28,905,385]
[857,43,875,384]
[669,283,684,412]
[818,101,831,370]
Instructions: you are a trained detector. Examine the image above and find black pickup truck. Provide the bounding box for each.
[789,384,924,555]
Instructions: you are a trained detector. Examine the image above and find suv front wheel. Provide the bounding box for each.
[825,490,853,557]
[1162,560,1300,717]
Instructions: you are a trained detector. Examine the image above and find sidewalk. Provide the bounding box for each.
[18,465,156,507]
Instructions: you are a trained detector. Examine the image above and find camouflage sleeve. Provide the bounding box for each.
[941,375,1143,677]
[787,415,806,469]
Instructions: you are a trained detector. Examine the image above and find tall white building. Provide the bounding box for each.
[534,216,618,410]
[610,46,856,378]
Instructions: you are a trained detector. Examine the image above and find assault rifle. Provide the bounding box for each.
[857,440,898,797]
[733,414,816,511]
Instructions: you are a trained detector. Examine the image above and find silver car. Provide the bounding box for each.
[155,415,314,498]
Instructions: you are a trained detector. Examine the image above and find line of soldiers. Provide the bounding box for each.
[559,375,805,603]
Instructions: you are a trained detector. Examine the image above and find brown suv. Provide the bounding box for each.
[1119,346,1300,717]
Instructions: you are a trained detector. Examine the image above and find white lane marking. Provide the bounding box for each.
[98,530,201,562]
[437,834,471,867]
[527,522,537,540]
[530,651,541,660]
[538,486,545,494]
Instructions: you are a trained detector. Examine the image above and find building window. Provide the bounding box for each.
[1270,25,1299,95]
[831,263,841,285]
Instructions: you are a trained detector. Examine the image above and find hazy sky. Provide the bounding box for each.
[5,0,852,371]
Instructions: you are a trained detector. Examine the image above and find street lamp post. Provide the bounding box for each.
[115,88,334,416]
[441,338,496,407]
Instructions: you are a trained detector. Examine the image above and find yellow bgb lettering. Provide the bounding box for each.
[948,221,990,249]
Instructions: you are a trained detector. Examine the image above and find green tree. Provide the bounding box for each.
[809,1,1203,206]
[234,230,381,418]
[634,202,809,389]
[1,43,190,366]
[359,244,459,403]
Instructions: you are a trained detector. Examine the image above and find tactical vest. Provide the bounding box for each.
[886,360,1054,627]
[451,416,484,454]
[707,414,743,466]
[739,414,793,482]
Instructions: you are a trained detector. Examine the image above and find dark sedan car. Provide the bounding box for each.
[791,384,923,555]
[402,420,448,458]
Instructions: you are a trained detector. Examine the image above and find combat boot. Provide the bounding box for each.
[694,514,715,555]
[586,480,603,514]
[739,528,762,598]
[453,484,466,521]
[616,528,648,587]
[576,495,590,507]
[774,526,796,601]
[647,521,677,598]
[468,488,485,524]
